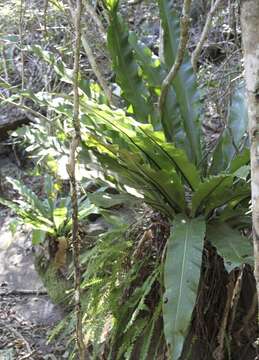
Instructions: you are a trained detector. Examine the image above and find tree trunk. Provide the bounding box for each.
[241,0,259,314]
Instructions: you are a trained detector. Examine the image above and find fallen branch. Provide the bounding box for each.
[0,289,47,296]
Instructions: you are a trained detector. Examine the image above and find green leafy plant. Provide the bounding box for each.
[35,72,251,358]
[2,0,253,358]
[78,1,251,357]
[79,97,251,358]
[0,175,99,243]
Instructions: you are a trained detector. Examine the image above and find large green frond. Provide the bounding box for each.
[163,215,205,359]
[107,11,156,124]
[207,222,253,272]
[158,0,202,164]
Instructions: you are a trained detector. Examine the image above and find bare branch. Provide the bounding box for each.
[159,0,192,113]
[19,0,25,99]
[72,1,81,138]
[43,0,49,37]
[68,1,113,105]
[191,0,223,73]
[81,32,113,104]
[1,47,10,97]
[0,95,50,122]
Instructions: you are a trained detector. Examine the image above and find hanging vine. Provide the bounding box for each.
[66,0,86,358]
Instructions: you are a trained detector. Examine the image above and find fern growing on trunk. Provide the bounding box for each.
[1,0,255,358]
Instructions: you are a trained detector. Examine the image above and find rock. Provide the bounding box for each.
[0,213,64,328]
[0,216,43,292]
[13,296,63,326]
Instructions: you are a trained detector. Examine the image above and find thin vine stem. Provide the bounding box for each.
[66,0,86,358]
[159,0,192,113]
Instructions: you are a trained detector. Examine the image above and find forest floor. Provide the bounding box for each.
[0,154,67,359]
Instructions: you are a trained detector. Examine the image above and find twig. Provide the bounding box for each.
[19,350,36,360]
[191,0,223,72]
[83,0,106,41]
[159,0,192,113]
[81,32,113,104]
[68,1,113,105]
[66,0,86,359]
[0,95,49,122]
[19,0,25,98]
[43,0,49,37]
[1,47,10,97]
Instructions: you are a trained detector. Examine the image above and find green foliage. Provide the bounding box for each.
[128,32,184,146]
[207,222,253,272]
[106,0,202,163]
[107,11,156,124]
[81,112,188,215]
[13,60,250,360]
[2,2,252,359]
[191,175,233,217]
[11,116,70,177]
[0,176,99,241]
[210,85,249,174]
[158,0,202,164]
[29,45,74,85]
[163,215,205,359]
[103,0,120,12]
[74,222,162,359]
[77,94,249,358]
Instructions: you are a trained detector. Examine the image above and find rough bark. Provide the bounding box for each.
[241,0,259,314]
